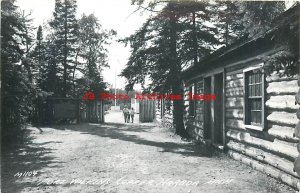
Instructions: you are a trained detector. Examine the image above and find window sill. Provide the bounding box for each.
[244,124,264,131]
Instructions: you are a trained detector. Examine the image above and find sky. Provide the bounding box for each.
[15,0,151,90]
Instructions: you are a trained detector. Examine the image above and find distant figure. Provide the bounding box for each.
[130,107,135,123]
[123,106,129,123]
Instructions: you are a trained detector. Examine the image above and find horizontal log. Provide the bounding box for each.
[186,126,205,141]
[268,125,299,142]
[226,109,243,119]
[266,95,299,111]
[226,68,244,76]
[267,80,298,95]
[196,90,204,94]
[162,118,172,122]
[226,97,244,108]
[196,84,204,88]
[228,150,300,190]
[163,117,173,121]
[187,119,203,126]
[190,121,204,128]
[227,130,299,159]
[187,126,204,136]
[226,73,243,81]
[267,111,298,126]
[196,102,204,106]
[266,74,297,83]
[226,79,244,89]
[226,87,244,97]
[186,120,203,126]
[274,138,298,148]
[195,116,204,123]
[226,119,245,130]
[227,141,298,177]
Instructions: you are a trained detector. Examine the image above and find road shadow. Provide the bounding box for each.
[1,131,64,193]
[50,123,216,158]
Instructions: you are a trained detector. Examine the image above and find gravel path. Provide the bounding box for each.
[1,110,296,193]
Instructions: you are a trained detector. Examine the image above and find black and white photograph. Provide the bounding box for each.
[1,0,300,192]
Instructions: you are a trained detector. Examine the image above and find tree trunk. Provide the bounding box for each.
[172,79,189,138]
[63,3,68,97]
[169,5,189,138]
[72,49,80,95]
[192,11,197,66]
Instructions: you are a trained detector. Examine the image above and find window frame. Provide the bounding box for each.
[243,64,266,131]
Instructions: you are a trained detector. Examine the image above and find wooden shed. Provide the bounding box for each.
[182,4,300,189]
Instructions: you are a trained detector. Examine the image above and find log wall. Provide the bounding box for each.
[183,79,205,142]
[155,98,174,130]
[183,63,300,189]
[225,66,300,189]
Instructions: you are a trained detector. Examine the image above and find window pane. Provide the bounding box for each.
[249,85,252,96]
[249,99,262,125]
[254,111,258,124]
[250,111,253,123]
[250,111,254,123]
[255,73,259,83]
[257,111,262,124]
[250,100,262,111]
[251,100,256,110]
[255,84,259,96]
[258,100,262,109]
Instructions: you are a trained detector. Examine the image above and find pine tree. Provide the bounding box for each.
[240,1,285,38]
[49,0,79,97]
[31,26,48,91]
[175,1,220,67]
[75,14,116,98]
[212,1,244,46]
[19,10,36,84]
[212,1,285,46]
[1,0,34,141]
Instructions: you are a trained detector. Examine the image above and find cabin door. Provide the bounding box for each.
[204,72,224,147]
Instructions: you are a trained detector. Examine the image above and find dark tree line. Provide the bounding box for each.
[121,0,287,137]
[1,0,115,142]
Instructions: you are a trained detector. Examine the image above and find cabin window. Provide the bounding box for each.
[244,67,265,130]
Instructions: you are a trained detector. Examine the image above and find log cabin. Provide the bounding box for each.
[158,4,300,190]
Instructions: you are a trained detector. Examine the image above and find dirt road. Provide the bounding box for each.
[2,110,296,193]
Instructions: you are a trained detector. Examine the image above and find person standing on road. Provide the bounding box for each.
[123,106,129,123]
[130,108,135,123]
